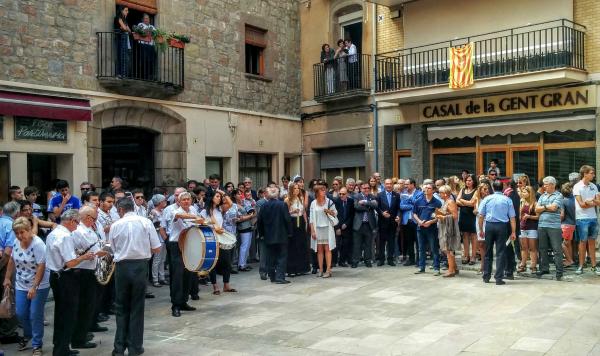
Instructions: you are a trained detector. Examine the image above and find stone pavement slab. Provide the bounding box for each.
[3,261,600,355]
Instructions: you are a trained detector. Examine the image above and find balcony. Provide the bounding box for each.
[375,20,586,103]
[313,54,371,103]
[96,32,184,99]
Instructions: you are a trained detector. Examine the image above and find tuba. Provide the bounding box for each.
[95,241,115,285]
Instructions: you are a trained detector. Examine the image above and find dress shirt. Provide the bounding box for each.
[479,191,516,223]
[160,203,179,236]
[537,191,563,229]
[135,204,148,218]
[45,225,77,272]
[109,206,121,222]
[71,223,103,270]
[108,212,161,262]
[0,216,16,251]
[170,206,199,242]
[347,44,357,62]
[413,195,442,231]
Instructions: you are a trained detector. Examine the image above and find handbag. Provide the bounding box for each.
[326,200,339,227]
[0,286,15,319]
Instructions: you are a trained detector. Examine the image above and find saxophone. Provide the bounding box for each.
[95,212,116,285]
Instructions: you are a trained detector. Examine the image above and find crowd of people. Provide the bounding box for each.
[0,162,598,355]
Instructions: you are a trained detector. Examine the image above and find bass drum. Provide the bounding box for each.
[178,226,219,272]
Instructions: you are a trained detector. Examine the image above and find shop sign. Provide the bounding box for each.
[419,85,596,121]
[14,117,67,141]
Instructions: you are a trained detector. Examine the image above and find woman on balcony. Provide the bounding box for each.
[320,44,335,95]
[135,14,157,81]
[114,6,131,78]
[334,39,348,92]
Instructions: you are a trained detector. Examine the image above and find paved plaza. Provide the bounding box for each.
[4,262,600,356]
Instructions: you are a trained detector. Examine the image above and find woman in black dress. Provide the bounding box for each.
[456,174,478,265]
[285,183,310,276]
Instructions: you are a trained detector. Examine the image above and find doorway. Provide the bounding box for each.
[342,21,362,54]
[102,126,156,194]
[27,154,57,206]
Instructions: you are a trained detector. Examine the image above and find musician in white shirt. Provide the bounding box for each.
[70,206,107,349]
[108,198,161,356]
[167,191,204,317]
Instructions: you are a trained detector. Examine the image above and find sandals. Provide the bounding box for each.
[223,288,238,293]
[517,265,526,273]
[322,272,332,278]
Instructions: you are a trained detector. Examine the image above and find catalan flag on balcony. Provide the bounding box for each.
[449,43,474,89]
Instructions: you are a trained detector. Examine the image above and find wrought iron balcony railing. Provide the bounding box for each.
[313,54,371,101]
[375,19,586,93]
[96,32,184,98]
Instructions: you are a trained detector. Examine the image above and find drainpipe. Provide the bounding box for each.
[371,2,379,172]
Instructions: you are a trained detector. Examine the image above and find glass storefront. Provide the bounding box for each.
[431,130,595,186]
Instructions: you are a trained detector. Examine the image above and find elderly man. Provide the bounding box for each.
[243,177,258,200]
[345,178,356,198]
[70,206,107,349]
[109,199,161,356]
[535,176,564,280]
[257,187,291,284]
[478,181,517,285]
[47,209,96,356]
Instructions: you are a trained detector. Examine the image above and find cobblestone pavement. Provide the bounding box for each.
[4,260,600,356]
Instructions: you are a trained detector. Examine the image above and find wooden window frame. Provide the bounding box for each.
[245,25,267,77]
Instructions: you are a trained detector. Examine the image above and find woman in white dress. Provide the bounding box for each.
[309,185,338,278]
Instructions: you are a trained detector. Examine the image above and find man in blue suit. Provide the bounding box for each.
[376,179,400,266]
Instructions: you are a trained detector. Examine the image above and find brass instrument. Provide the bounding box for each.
[95,241,115,285]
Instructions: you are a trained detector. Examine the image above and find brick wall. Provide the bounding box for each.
[376,5,403,54]
[574,0,600,74]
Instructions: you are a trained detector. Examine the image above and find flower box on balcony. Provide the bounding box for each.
[168,38,185,49]
[133,32,152,42]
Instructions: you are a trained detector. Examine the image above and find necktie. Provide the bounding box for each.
[387,192,391,207]
[342,201,346,219]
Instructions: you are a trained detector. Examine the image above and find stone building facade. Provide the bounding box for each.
[0,0,302,199]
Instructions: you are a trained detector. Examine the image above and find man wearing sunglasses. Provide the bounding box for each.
[132,189,147,217]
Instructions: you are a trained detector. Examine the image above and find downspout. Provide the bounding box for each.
[371,2,378,172]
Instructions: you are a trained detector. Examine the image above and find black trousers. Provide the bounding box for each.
[50,270,79,356]
[209,248,232,284]
[71,269,97,345]
[353,223,374,264]
[167,242,192,307]
[483,222,508,281]
[333,228,353,264]
[402,223,417,263]
[267,243,288,281]
[258,238,268,274]
[377,223,397,262]
[113,260,148,355]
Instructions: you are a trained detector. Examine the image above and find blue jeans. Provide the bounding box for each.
[417,228,439,271]
[576,218,598,241]
[16,287,50,348]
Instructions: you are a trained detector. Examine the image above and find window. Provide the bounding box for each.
[432,137,475,149]
[545,148,595,185]
[433,153,476,178]
[239,153,271,188]
[205,157,223,180]
[395,128,412,150]
[245,25,266,76]
[544,130,595,143]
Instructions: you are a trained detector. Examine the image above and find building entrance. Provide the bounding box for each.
[102,126,156,194]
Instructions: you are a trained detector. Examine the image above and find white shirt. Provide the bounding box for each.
[573,180,599,220]
[200,208,224,228]
[71,223,104,270]
[98,209,113,230]
[110,206,121,222]
[160,203,180,236]
[135,204,148,218]
[169,206,199,242]
[347,44,357,62]
[108,212,161,262]
[45,225,77,272]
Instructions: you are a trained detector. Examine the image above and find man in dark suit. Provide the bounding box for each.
[352,182,378,268]
[205,174,222,203]
[376,178,400,266]
[257,187,292,284]
[334,187,355,267]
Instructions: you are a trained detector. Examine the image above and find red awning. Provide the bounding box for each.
[0,90,92,121]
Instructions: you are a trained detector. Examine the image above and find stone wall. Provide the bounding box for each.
[0,0,301,116]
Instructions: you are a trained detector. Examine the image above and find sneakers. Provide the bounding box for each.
[32,347,43,356]
[18,337,30,351]
[433,270,441,276]
[575,266,583,275]
[593,267,600,276]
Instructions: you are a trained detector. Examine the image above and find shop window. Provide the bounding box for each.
[480,135,507,145]
[397,155,412,179]
[395,127,413,150]
[545,148,596,185]
[544,130,595,144]
[245,25,266,76]
[433,153,476,179]
[239,153,271,188]
[320,167,365,187]
[511,133,539,144]
[0,153,8,203]
[432,137,476,149]
[205,157,223,180]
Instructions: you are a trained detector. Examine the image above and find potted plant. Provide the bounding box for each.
[152,28,168,52]
[131,25,152,42]
[168,34,191,49]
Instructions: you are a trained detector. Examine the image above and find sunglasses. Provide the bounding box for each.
[135,196,145,200]
[81,187,92,191]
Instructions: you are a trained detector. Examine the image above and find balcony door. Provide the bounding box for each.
[339,11,362,53]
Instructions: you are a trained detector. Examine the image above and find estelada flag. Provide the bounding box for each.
[449,43,474,89]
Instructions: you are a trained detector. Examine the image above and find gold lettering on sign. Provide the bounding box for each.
[418,86,596,121]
